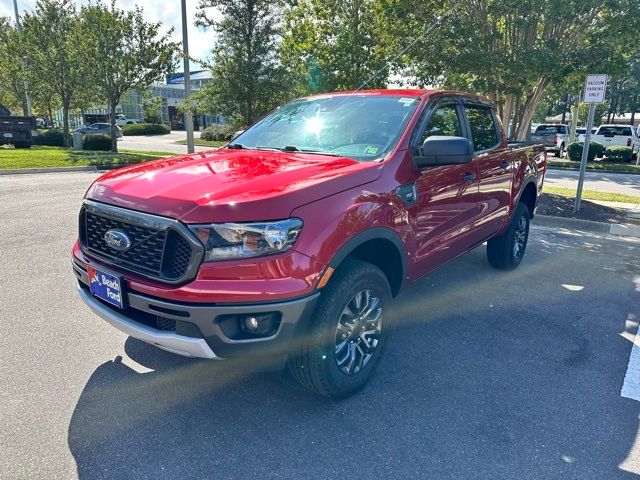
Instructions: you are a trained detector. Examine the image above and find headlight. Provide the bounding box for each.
[189,218,303,261]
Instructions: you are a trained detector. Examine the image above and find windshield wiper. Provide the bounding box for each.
[282,145,342,157]
[255,146,283,152]
[227,143,280,152]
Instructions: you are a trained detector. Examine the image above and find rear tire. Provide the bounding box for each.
[554,144,563,158]
[487,202,530,271]
[288,259,392,398]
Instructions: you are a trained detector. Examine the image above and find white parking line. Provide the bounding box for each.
[621,324,640,402]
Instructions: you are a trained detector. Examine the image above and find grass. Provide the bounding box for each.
[543,186,640,204]
[547,159,640,174]
[174,139,226,147]
[0,146,173,169]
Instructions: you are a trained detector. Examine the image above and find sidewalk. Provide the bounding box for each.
[583,198,640,220]
[533,214,640,241]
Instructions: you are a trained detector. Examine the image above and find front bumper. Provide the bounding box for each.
[74,261,320,360]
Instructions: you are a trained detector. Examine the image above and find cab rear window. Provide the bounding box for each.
[598,126,632,136]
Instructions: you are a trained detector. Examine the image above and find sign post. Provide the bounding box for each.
[575,74,607,213]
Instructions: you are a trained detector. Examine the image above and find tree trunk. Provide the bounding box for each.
[47,103,53,127]
[109,101,118,153]
[62,102,71,148]
[501,94,515,138]
[509,95,522,140]
[515,78,550,141]
[630,93,638,126]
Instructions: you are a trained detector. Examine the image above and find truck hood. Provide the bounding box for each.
[86,148,383,223]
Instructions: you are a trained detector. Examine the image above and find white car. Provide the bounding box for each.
[575,127,597,142]
[591,124,640,161]
[114,114,143,126]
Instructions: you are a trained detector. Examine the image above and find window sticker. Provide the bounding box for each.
[398,98,417,107]
[364,146,379,155]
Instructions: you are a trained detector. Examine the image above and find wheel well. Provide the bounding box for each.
[520,182,537,218]
[344,239,404,297]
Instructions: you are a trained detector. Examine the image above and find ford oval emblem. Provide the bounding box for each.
[104,229,132,252]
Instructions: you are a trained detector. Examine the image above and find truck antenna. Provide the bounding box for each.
[355,15,443,92]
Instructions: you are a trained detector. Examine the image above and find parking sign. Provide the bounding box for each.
[584,74,608,103]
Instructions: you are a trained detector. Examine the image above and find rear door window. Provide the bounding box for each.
[465,106,499,151]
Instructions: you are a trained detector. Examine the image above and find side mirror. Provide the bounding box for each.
[415,136,474,168]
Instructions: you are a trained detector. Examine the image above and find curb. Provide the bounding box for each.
[0,163,149,175]
[533,214,640,240]
[0,166,98,175]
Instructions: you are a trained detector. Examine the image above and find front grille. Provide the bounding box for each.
[80,204,199,282]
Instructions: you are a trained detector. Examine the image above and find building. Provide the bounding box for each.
[65,69,224,130]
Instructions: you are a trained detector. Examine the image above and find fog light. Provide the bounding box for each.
[237,312,281,337]
[244,316,260,332]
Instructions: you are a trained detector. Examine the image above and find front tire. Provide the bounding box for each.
[487,202,531,270]
[288,259,391,398]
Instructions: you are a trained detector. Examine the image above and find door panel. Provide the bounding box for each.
[410,102,480,276]
[413,162,480,273]
[464,104,513,237]
[475,149,513,234]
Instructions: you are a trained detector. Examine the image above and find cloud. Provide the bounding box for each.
[0,0,219,70]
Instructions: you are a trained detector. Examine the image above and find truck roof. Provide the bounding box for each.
[305,89,491,103]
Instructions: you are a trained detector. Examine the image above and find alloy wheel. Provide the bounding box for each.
[512,215,528,259]
[334,289,382,375]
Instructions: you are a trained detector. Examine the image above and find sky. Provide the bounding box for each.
[0,0,218,71]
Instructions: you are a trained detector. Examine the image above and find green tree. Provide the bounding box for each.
[0,18,29,114]
[380,0,638,140]
[20,0,90,144]
[142,91,165,124]
[76,2,178,151]
[281,0,387,93]
[193,0,291,127]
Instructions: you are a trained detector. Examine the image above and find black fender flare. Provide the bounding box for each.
[514,178,539,215]
[327,227,408,293]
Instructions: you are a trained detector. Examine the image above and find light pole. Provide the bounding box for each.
[12,0,32,117]
[181,0,195,154]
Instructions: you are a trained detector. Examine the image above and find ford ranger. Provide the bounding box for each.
[72,90,546,398]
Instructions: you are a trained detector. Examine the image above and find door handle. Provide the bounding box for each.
[463,171,476,182]
[500,161,510,170]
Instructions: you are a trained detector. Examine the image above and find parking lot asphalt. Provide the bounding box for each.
[544,169,640,196]
[119,131,211,155]
[1,171,639,480]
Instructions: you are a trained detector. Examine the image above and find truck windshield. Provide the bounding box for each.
[230,94,420,161]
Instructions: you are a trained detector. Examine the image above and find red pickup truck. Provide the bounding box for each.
[73,90,546,397]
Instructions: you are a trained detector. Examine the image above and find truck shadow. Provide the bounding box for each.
[68,231,640,479]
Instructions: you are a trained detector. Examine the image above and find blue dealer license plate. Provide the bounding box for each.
[87,266,124,309]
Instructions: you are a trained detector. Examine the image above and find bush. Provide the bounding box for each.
[36,128,66,147]
[201,123,233,141]
[122,123,170,136]
[567,141,604,162]
[82,133,112,151]
[604,145,633,162]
